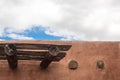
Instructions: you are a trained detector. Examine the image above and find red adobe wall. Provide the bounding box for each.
[0,41,120,80]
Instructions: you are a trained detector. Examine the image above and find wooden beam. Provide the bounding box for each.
[0,40,72,51]
[0,53,66,61]
[4,44,18,69]
[40,46,61,69]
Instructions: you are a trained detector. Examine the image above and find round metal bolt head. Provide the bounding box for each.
[48,46,59,56]
[4,44,16,56]
[97,60,104,69]
[68,60,78,70]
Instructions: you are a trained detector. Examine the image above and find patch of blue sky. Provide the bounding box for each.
[25,26,62,40]
[1,26,62,40]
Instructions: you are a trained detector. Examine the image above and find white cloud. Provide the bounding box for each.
[7,33,34,40]
[0,0,63,38]
[0,0,120,40]
[45,0,120,41]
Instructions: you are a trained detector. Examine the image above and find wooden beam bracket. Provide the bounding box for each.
[4,44,18,69]
[40,46,60,69]
[0,42,72,69]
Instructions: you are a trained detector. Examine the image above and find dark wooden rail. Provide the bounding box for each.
[0,40,72,69]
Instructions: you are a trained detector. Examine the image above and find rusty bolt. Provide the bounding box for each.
[97,60,104,69]
[48,46,59,56]
[4,44,16,56]
[68,60,78,70]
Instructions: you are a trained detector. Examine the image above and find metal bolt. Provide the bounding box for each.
[97,60,104,69]
[68,60,78,70]
[48,46,59,56]
[4,44,16,56]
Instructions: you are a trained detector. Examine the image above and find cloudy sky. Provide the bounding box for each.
[0,0,120,41]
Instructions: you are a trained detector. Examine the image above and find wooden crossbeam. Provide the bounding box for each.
[0,40,72,69]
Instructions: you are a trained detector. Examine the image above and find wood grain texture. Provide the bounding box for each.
[0,41,119,80]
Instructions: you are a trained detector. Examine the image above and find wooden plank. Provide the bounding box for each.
[0,40,72,51]
[0,47,66,61]
[16,44,71,51]
[0,53,65,61]
[0,44,71,51]
[0,42,68,62]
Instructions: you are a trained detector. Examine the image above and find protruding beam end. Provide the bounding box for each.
[4,44,18,69]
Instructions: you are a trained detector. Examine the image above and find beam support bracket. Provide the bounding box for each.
[4,44,18,69]
[40,46,60,69]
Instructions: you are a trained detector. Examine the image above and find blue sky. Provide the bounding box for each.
[24,26,62,40]
[0,0,120,41]
[0,26,62,40]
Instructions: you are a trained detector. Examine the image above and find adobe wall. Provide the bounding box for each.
[0,41,119,80]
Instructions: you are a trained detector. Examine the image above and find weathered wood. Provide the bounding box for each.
[0,41,70,68]
[0,40,72,51]
[16,44,71,51]
[40,59,52,69]
[40,46,61,69]
[4,44,18,69]
[17,49,65,56]
[0,53,66,61]
[0,44,71,52]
